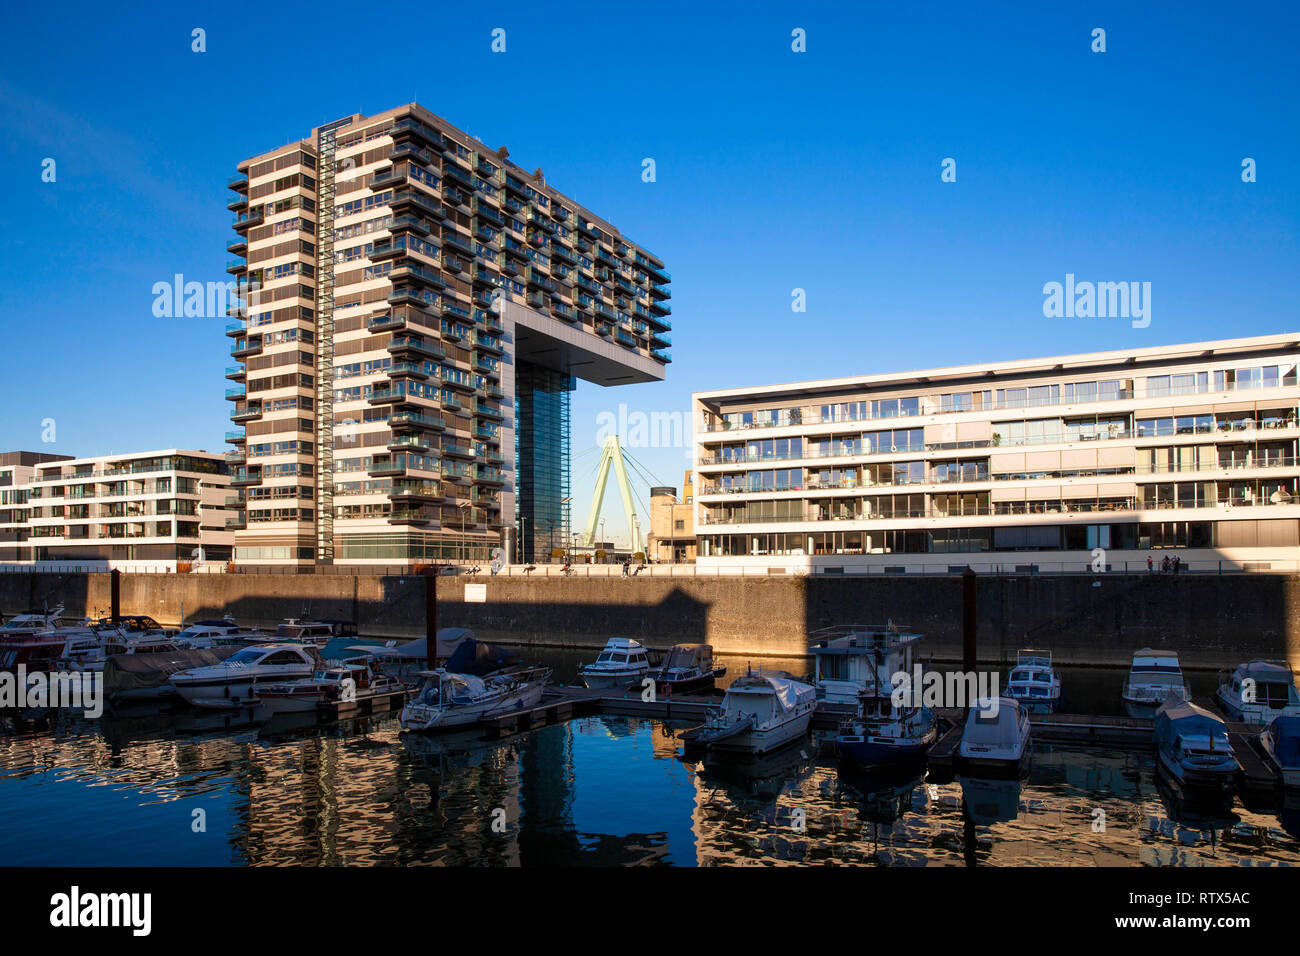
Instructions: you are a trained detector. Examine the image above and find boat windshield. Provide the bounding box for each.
[226,649,267,665]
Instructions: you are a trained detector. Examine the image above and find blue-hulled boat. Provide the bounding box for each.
[1258,715,1300,789]
[1153,699,1240,796]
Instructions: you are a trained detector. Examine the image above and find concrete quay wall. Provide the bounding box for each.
[2,571,1295,669]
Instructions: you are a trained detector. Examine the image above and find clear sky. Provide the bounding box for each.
[1,0,1296,545]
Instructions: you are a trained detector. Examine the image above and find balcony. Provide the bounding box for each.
[442,300,473,323]
[443,231,474,257]
[368,311,407,333]
[369,166,405,191]
[368,386,407,405]
[228,174,249,193]
[649,300,671,316]
[649,283,671,300]
[389,261,446,289]
[474,466,504,485]
[231,210,264,232]
[473,198,504,226]
[390,189,441,219]
[388,336,446,361]
[441,461,473,483]
[225,515,247,531]
[443,186,470,209]
[389,215,431,237]
[387,435,432,454]
[226,237,248,256]
[225,449,246,466]
[225,430,246,446]
[443,163,474,191]
[388,361,430,380]
[442,442,475,460]
[391,141,434,167]
[230,403,262,423]
[368,457,409,478]
[225,386,247,402]
[226,258,247,276]
[388,410,446,432]
[388,509,432,526]
[389,481,443,502]
[227,195,248,212]
[230,468,262,487]
[230,336,262,358]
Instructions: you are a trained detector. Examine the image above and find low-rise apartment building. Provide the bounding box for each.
[15,450,234,570]
[0,452,74,563]
[692,334,1300,574]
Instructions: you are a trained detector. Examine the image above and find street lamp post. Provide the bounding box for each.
[460,500,471,567]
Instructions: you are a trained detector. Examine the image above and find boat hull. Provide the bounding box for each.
[837,729,936,768]
[172,670,314,709]
[400,680,546,733]
[1157,749,1239,796]
[707,711,812,757]
[582,668,647,690]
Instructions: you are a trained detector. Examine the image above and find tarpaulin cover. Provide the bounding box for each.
[104,647,239,696]
[445,638,522,676]
[1265,716,1300,767]
[353,628,475,661]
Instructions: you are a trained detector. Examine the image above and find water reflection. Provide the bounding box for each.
[1,705,1298,866]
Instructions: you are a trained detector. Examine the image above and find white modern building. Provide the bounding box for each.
[692,334,1300,574]
[13,450,234,571]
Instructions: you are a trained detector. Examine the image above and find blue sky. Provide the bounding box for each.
[1,0,1296,544]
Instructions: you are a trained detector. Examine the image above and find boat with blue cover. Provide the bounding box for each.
[1153,698,1240,796]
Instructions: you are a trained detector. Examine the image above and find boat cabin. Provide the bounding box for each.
[810,623,924,706]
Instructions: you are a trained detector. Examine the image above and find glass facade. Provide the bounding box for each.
[515,361,572,562]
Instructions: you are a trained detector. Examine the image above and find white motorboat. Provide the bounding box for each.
[59,632,181,674]
[400,665,552,732]
[1122,648,1191,718]
[0,605,69,638]
[255,661,406,715]
[173,617,269,648]
[266,618,359,646]
[957,697,1031,776]
[1215,660,1300,725]
[168,643,320,709]
[683,671,816,757]
[1004,649,1063,715]
[810,621,923,708]
[580,637,654,690]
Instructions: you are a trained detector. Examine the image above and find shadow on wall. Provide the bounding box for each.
[0,572,94,621]
[802,571,1298,670]
[376,575,715,649]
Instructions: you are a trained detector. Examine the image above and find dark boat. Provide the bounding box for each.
[643,643,725,696]
[1153,699,1241,797]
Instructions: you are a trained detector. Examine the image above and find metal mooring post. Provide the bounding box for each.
[962,567,977,676]
[110,568,121,621]
[425,565,439,671]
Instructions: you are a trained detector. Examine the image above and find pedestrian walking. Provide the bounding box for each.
[1147,555,1153,573]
